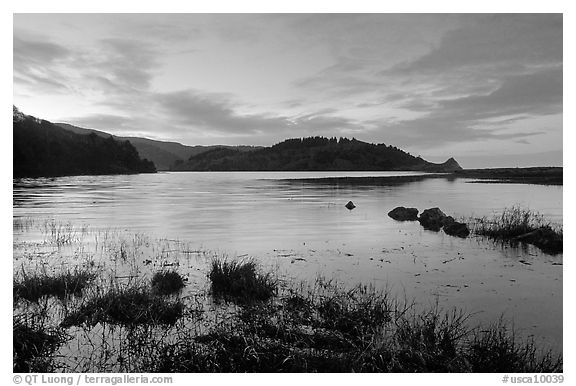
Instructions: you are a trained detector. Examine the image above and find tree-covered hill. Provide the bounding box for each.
[171,136,462,172]
[13,107,156,178]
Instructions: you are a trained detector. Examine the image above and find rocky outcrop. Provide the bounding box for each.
[388,207,419,221]
[418,208,449,231]
[423,157,463,172]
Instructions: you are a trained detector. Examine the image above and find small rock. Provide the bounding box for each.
[345,201,356,210]
[388,206,419,221]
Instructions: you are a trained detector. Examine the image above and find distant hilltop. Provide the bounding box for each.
[171,136,463,172]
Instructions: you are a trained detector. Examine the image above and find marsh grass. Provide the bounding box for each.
[470,206,562,254]
[151,271,186,295]
[13,314,67,372]
[61,283,185,327]
[14,268,96,302]
[466,321,562,372]
[209,258,277,303]
[150,278,561,373]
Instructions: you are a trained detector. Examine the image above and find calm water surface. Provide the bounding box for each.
[13,171,563,351]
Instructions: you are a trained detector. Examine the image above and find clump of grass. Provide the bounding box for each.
[14,268,96,302]
[471,206,562,254]
[151,271,186,295]
[209,258,277,304]
[13,314,67,372]
[61,284,185,327]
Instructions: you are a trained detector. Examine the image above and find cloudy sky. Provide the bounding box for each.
[13,13,562,167]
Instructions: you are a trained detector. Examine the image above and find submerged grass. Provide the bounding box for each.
[151,271,186,295]
[209,257,277,303]
[470,206,562,255]
[14,268,96,302]
[61,283,185,327]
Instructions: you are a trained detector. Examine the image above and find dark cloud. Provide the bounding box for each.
[94,38,159,91]
[439,67,562,118]
[387,14,562,75]
[154,90,287,134]
[14,33,162,98]
[370,67,561,147]
[154,90,358,137]
[13,35,72,93]
[14,35,70,64]
[292,54,388,100]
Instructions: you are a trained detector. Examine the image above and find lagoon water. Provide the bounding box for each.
[13,171,563,351]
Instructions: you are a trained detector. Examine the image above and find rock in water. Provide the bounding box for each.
[442,216,455,227]
[443,221,470,238]
[418,207,448,231]
[388,207,419,221]
[345,201,356,210]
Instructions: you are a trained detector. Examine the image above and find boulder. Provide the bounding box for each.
[443,221,470,238]
[388,207,419,221]
[345,201,356,210]
[418,207,448,231]
[442,216,455,227]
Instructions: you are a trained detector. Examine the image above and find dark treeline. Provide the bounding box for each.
[172,136,457,172]
[13,108,156,178]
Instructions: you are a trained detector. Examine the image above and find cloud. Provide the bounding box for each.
[387,14,562,75]
[13,35,72,93]
[154,90,287,135]
[439,66,562,119]
[154,90,359,138]
[14,35,70,63]
[369,67,561,147]
[14,32,163,99]
[94,38,159,91]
